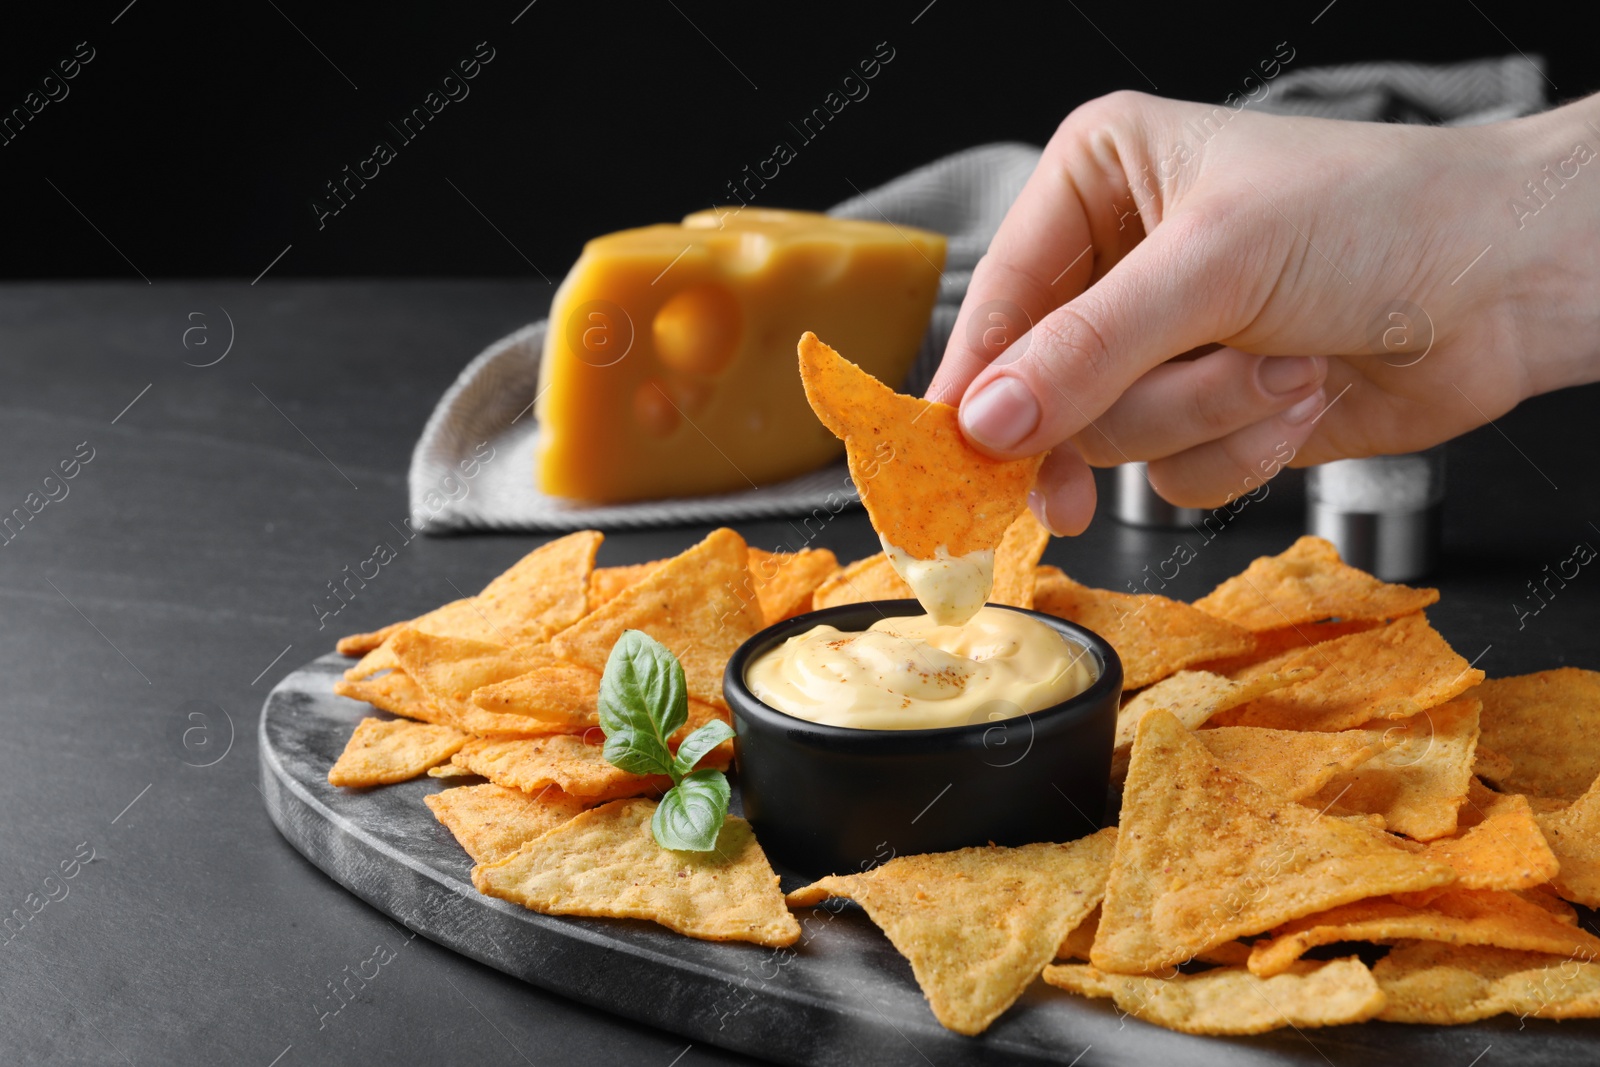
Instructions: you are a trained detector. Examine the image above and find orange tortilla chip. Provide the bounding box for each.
[451,734,669,802]
[1112,668,1316,779]
[798,332,1042,560]
[473,798,799,946]
[1033,571,1255,689]
[1197,725,1383,802]
[786,830,1117,1036]
[1192,535,1438,632]
[1044,958,1385,1035]
[335,620,406,657]
[1190,618,1382,676]
[334,671,450,726]
[471,664,604,728]
[810,553,912,609]
[328,718,468,787]
[989,510,1050,610]
[1473,743,1515,785]
[1305,698,1481,841]
[747,546,839,624]
[390,629,571,737]
[1475,668,1600,802]
[1535,774,1600,907]
[551,528,762,707]
[1211,614,1483,731]
[588,560,666,607]
[1249,889,1600,977]
[1057,905,1101,961]
[424,783,587,864]
[1374,941,1600,1024]
[1091,709,1456,974]
[342,530,601,679]
[1402,783,1559,894]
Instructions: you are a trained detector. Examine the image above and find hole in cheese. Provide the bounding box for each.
[653,284,742,377]
[632,379,679,438]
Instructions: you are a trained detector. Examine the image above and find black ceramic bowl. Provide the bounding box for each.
[724,600,1122,879]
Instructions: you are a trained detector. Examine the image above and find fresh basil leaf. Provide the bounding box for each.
[598,630,684,779]
[651,769,731,852]
[671,719,735,779]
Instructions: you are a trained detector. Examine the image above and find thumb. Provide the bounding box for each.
[957,210,1245,458]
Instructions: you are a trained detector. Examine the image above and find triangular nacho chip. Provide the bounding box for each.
[334,671,449,726]
[473,798,799,946]
[1044,958,1385,1035]
[1189,618,1382,676]
[1033,571,1255,689]
[551,528,762,707]
[471,663,604,728]
[343,598,499,680]
[588,560,667,608]
[1306,698,1481,841]
[1401,782,1560,895]
[1111,668,1316,779]
[1092,709,1456,973]
[990,511,1050,609]
[1248,888,1600,977]
[1212,614,1482,731]
[327,718,468,787]
[786,830,1118,1036]
[747,547,839,624]
[341,531,601,679]
[335,620,407,657]
[424,783,586,864]
[1474,668,1600,802]
[1535,775,1600,907]
[810,552,912,609]
[1192,535,1439,632]
[390,629,572,737]
[1197,725,1383,802]
[798,332,1043,560]
[451,735,670,802]
[1373,941,1600,1023]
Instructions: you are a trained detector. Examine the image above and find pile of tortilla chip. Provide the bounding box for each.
[323,333,1600,1041]
[326,526,843,947]
[786,536,1600,1036]
[1019,536,1600,1035]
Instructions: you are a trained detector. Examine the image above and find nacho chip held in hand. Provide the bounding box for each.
[798,332,1043,623]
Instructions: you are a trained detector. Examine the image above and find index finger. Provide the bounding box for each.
[925,102,1150,405]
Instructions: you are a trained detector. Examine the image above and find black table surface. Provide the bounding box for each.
[1,279,1596,1067]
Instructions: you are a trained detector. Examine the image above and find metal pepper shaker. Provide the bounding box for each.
[1111,462,1205,528]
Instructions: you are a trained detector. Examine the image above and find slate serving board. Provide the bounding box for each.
[260,653,1600,1066]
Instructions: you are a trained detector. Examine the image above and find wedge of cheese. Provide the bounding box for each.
[535,208,945,502]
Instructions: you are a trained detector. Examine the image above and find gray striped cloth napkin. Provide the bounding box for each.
[409,54,1544,533]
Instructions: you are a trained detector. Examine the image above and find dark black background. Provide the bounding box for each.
[2,0,1591,280]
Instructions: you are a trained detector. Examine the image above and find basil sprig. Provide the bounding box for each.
[598,630,735,851]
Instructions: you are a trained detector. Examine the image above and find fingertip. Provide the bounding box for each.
[960,375,1042,455]
[1031,447,1096,536]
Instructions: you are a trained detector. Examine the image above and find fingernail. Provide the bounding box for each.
[1258,356,1321,396]
[1283,390,1324,425]
[962,377,1039,451]
[1028,489,1066,537]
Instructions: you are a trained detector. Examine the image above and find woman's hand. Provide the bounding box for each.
[929,90,1600,534]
